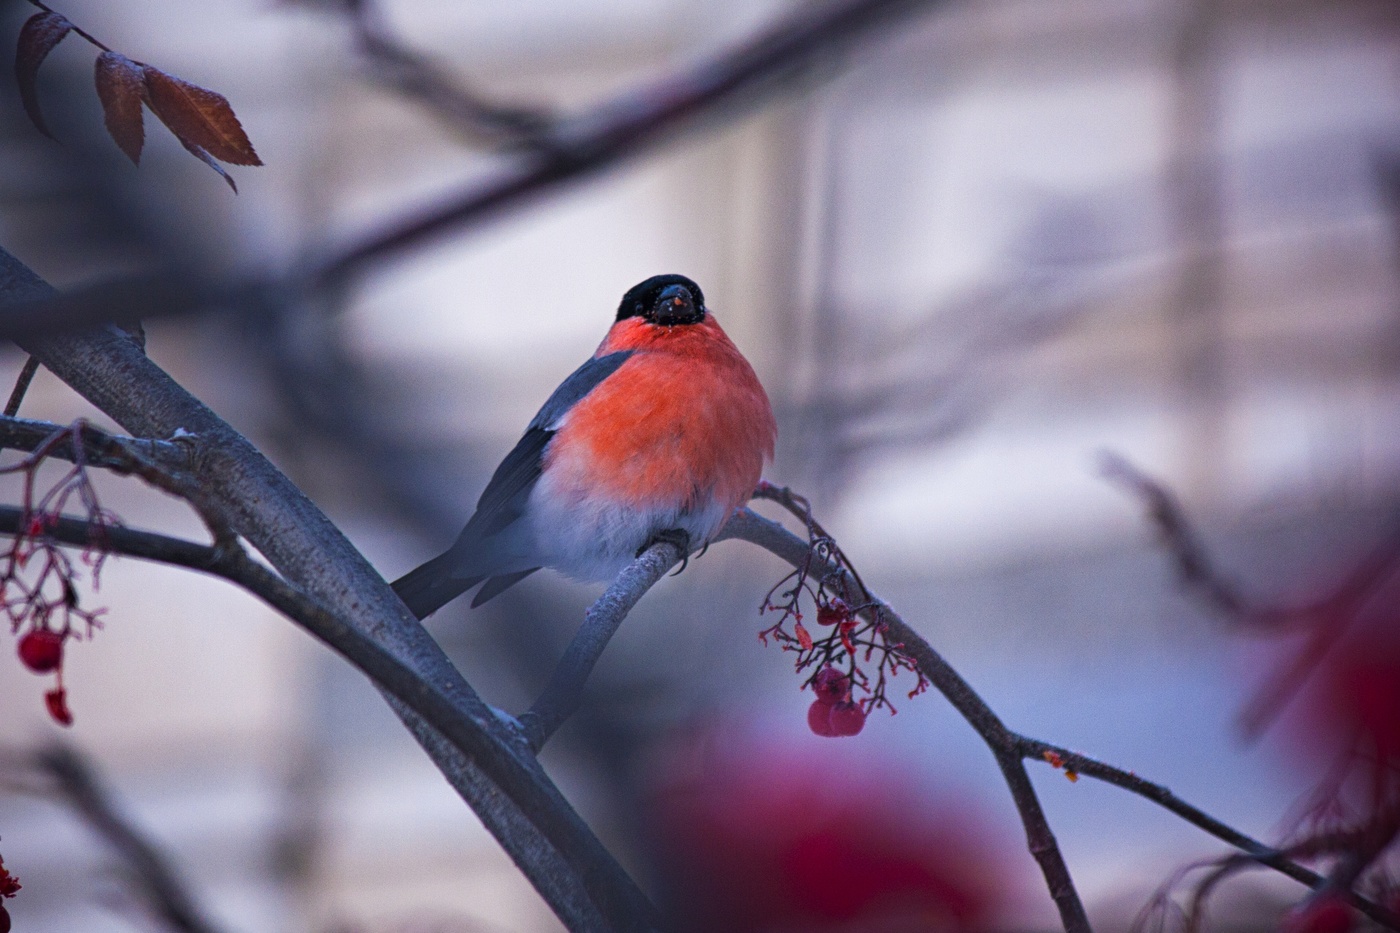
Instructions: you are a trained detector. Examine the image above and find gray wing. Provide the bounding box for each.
[391,350,634,617]
[461,350,634,541]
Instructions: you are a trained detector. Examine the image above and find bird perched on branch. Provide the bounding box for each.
[392,274,777,619]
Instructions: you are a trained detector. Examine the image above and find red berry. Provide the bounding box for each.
[44,688,73,727]
[812,666,850,704]
[817,601,849,627]
[828,700,866,737]
[1282,897,1353,933]
[807,700,838,737]
[0,902,10,933]
[17,629,63,674]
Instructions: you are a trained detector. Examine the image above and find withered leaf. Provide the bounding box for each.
[16,12,74,138]
[94,51,147,164]
[143,68,261,167]
[176,138,238,193]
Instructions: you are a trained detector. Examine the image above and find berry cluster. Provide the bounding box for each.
[806,665,865,737]
[0,854,19,933]
[755,488,929,738]
[2,423,119,727]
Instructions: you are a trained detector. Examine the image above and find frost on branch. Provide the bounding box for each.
[755,486,929,735]
[1,422,120,727]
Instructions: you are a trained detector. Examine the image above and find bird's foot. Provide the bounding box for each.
[642,528,692,574]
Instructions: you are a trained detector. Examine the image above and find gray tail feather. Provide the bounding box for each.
[391,555,542,619]
[390,551,485,620]
[471,568,540,607]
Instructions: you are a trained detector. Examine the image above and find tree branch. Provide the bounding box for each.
[311,0,946,285]
[34,744,226,933]
[0,498,664,931]
[519,539,684,752]
[0,414,194,476]
[343,0,556,149]
[0,246,656,932]
[5,357,40,417]
[722,504,1090,932]
[0,507,217,570]
[721,502,1400,931]
[1098,452,1400,738]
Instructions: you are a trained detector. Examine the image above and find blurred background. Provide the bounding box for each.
[0,0,1399,929]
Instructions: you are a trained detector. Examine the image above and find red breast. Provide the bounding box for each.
[543,314,776,517]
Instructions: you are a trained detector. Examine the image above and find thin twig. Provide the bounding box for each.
[1098,451,1400,738]
[0,415,194,476]
[346,0,556,150]
[35,744,225,933]
[519,538,684,751]
[5,358,40,417]
[726,502,1090,931]
[721,502,1400,931]
[311,0,945,285]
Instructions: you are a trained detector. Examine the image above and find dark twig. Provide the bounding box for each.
[1098,451,1400,738]
[0,502,665,931]
[724,502,1090,933]
[0,506,216,570]
[0,272,230,342]
[1,245,653,932]
[345,0,556,149]
[1098,451,1249,618]
[312,0,945,285]
[0,415,194,476]
[519,538,684,752]
[721,502,1400,931]
[5,358,40,418]
[35,744,225,933]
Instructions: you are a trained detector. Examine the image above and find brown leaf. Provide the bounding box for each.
[143,67,261,167]
[176,139,238,193]
[15,12,73,138]
[94,51,147,164]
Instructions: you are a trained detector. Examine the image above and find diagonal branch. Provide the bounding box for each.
[0,246,656,932]
[722,502,1400,931]
[0,414,194,476]
[724,502,1090,932]
[1098,452,1400,739]
[343,0,556,149]
[519,539,684,751]
[0,499,666,931]
[311,0,946,285]
[34,744,225,933]
[5,357,41,417]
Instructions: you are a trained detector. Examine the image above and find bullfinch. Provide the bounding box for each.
[391,274,777,619]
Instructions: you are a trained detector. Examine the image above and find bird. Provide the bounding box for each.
[391,274,777,619]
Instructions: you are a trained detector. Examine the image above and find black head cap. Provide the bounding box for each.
[617,274,706,326]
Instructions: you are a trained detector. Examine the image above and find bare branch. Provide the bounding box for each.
[0,246,656,932]
[721,503,1400,931]
[311,0,946,285]
[0,497,665,930]
[5,358,40,417]
[344,0,556,149]
[1098,451,1250,619]
[519,539,684,752]
[724,504,1090,932]
[0,506,216,570]
[0,415,194,476]
[34,743,226,933]
[1098,451,1400,739]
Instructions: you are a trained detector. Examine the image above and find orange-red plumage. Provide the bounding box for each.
[545,315,775,513]
[391,274,775,618]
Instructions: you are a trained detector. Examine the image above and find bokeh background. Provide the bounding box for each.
[1,0,1399,929]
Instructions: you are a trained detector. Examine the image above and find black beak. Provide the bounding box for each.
[652,284,698,325]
